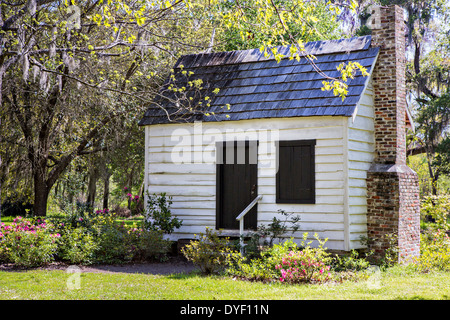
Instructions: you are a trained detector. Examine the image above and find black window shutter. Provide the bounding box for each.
[276,140,316,204]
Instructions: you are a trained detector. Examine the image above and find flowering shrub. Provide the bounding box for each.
[95,208,110,215]
[227,239,298,282]
[0,213,171,267]
[275,249,331,283]
[272,234,332,284]
[0,217,60,267]
[123,187,143,216]
[228,234,337,284]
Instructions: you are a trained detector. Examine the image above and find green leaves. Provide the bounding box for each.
[213,0,363,99]
[144,192,183,234]
[181,227,241,275]
[321,61,369,100]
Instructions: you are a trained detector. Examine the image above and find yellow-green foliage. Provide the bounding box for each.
[410,229,450,273]
[421,195,450,231]
[181,227,241,275]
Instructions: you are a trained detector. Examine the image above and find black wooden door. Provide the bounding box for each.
[216,141,258,230]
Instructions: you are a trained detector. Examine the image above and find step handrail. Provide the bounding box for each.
[236,195,262,255]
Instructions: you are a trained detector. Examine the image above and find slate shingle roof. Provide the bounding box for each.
[138,35,379,126]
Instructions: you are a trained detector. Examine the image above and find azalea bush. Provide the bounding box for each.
[275,247,332,284]
[0,213,171,267]
[228,233,371,284]
[227,238,298,282]
[124,187,143,216]
[0,217,60,267]
[231,234,334,284]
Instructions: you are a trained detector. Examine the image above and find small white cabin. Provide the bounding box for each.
[139,12,419,258]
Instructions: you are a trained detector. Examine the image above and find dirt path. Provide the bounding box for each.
[0,257,199,275]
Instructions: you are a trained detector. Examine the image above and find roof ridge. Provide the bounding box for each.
[175,35,372,69]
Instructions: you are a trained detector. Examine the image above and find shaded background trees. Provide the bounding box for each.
[0,0,215,217]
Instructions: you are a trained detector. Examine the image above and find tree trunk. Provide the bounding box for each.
[103,172,111,210]
[432,172,439,196]
[127,186,132,210]
[33,175,50,217]
[86,168,98,212]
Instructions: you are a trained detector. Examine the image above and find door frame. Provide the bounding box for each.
[215,140,258,230]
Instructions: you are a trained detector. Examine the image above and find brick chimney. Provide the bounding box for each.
[366,5,420,263]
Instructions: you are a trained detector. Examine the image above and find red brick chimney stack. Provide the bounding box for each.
[370,5,407,165]
[366,5,420,263]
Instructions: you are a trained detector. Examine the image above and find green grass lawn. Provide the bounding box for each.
[1,266,450,300]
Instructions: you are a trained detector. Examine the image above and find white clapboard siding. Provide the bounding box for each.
[145,116,348,250]
[347,79,375,249]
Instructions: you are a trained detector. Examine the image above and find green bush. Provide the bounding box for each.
[91,214,171,264]
[421,195,450,231]
[57,226,97,265]
[144,192,182,234]
[330,250,371,272]
[0,213,172,267]
[91,215,134,264]
[245,210,300,256]
[227,238,299,282]
[228,234,334,284]
[0,217,59,267]
[181,228,241,275]
[127,227,171,262]
[410,229,450,273]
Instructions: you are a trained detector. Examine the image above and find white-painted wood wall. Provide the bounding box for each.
[347,79,375,250]
[144,79,375,252]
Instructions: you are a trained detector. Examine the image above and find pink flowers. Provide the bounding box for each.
[126,193,140,201]
[123,187,140,202]
[0,217,60,240]
[0,216,47,235]
[95,208,110,215]
[275,250,331,284]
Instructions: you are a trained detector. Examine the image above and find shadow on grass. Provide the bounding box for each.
[0,256,201,277]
